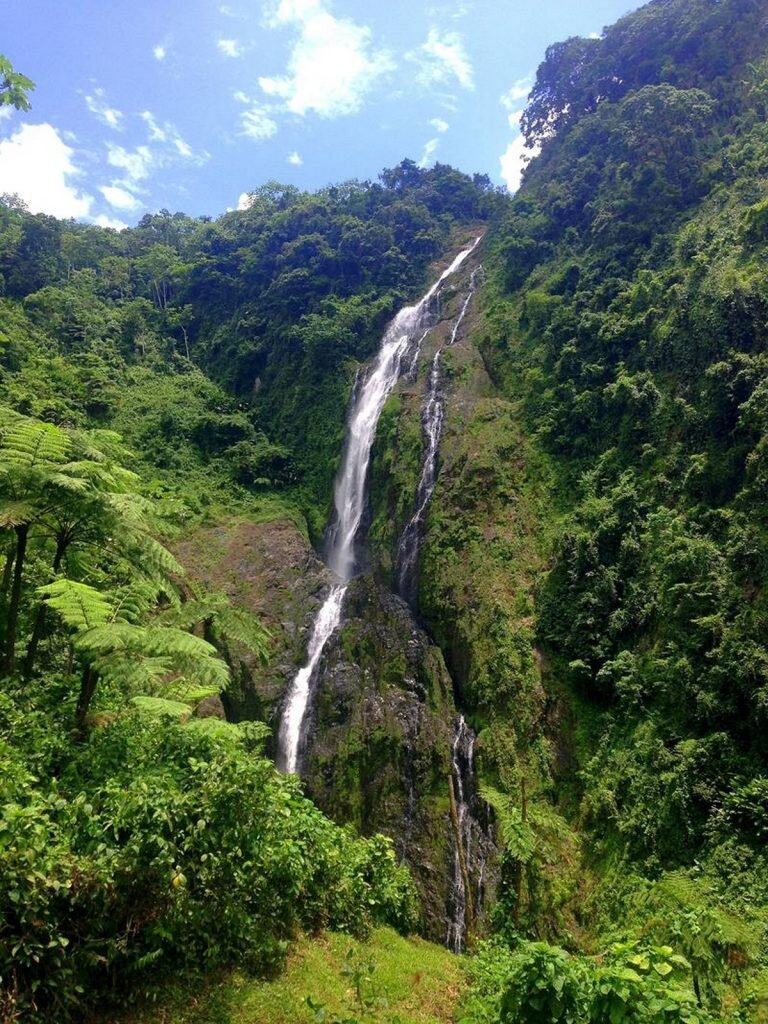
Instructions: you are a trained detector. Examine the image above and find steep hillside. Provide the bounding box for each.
[3,0,768,1020]
[406,0,768,1018]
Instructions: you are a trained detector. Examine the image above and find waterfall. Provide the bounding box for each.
[447,715,474,953]
[395,350,445,607]
[391,261,491,952]
[276,584,345,774]
[447,714,492,953]
[325,239,480,582]
[277,238,481,776]
[395,262,480,606]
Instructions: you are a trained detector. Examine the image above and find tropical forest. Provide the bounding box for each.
[2,0,768,1020]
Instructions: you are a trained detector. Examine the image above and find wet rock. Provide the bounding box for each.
[300,573,459,942]
[195,694,226,719]
[174,517,334,735]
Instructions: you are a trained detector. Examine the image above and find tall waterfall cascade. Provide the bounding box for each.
[277,238,481,778]
[385,255,492,953]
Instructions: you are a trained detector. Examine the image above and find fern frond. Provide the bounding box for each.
[1,420,71,467]
[161,591,270,663]
[97,654,175,691]
[47,472,91,494]
[0,501,38,528]
[480,783,536,863]
[38,579,114,631]
[142,625,218,660]
[75,621,145,654]
[131,696,191,719]
[159,595,221,631]
[123,532,184,579]
[113,581,166,624]
[650,870,757,953]
[166,681,221,703]
[215,606,270,662]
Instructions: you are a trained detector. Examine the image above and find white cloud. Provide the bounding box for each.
[430,117,449,133]
[499,134,539,193]
[417,137,440,168]
[220,4,235,14]
[502,76,533,109]
[106,111,204,190]
[153,44,167,61]
[141,111,167,143]
[287,150,303,165]
[84,88,124,130]
[232,92,278,140]
[99,184,142,212]
[499,74,538,192]
[0,123,93,218]
[218,38,243,57]
[588,31,601,40]
[237,191,253,210]
[506,108,524,130]
[240,104,278,140]
[259,1,394,118]
[107,144,154,186]
[426,0,474,17]
[138,111,201,159]
[93,213,128,230]
[0,107,12,122]
[409,29,474,91]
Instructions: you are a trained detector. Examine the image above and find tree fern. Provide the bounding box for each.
[481,783,536,863]
[0,500,37,528]
[643,869,757,1001]
[130,695,191,719]
[1,419,71,468]
[37,579,114,631]
[161,586,270,664]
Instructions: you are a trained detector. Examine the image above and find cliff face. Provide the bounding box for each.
[174,518,334,731]
[173,246,513,942]
[367,257,551,788]
[301,574,460,941]
[174,516,473,940]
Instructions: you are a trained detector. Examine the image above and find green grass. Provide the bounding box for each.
[113,929,465,1024]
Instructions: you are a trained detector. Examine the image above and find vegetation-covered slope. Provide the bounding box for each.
[410,0,768,1019]
[4,0,768,1020]
[0,167,495,1019]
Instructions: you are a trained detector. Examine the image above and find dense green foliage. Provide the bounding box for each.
[0,164,497,530]
[461,940,715,1024]
[453,0,768,1019]
[6,1,768,1020]
[0,161,494,1020]
[0,696,414,1020]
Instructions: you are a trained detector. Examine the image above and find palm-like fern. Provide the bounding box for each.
[480,783,536,864]
[643,870,757,1005]
[159,583,270,665]
[37,576,257,726]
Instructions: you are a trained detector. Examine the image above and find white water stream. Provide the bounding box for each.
[278,239,480,776]
[277,585,346,774]
[447,715,474,953]
[395,262,481,605]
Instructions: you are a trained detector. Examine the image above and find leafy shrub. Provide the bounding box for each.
[461,940,714,1024]
[0,707,416,1021]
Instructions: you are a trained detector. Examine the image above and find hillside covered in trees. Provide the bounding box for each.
[3,0,768,1021]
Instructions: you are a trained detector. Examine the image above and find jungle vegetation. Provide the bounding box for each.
[3,0,768,1020]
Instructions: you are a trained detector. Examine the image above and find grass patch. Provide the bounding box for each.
[110,928,465,1024]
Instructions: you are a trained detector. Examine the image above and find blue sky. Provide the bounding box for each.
[0,0,636,227]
